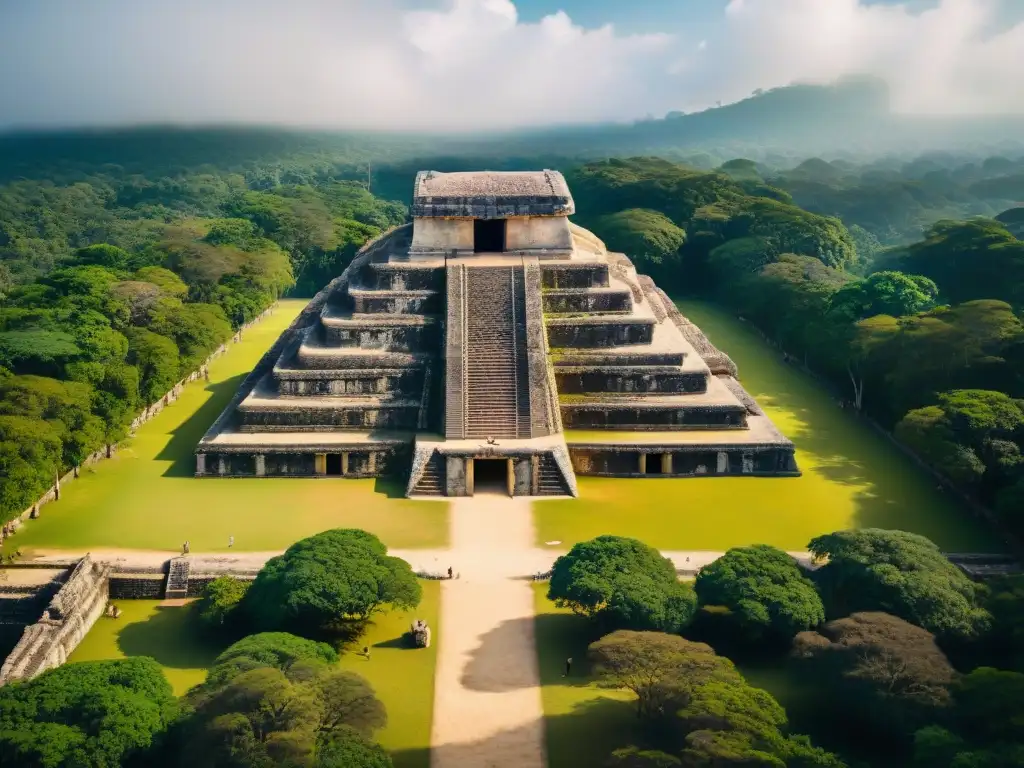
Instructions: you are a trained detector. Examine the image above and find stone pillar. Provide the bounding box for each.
[467,458,475,495]
[217,455,227,476]
[638,453,647,475]
[315,454,326,475]
[661,453,672,475]
[368,452,377,475]
[445,456,469,497]
[717,451,728,474]
[342,452,350,476]
[515,458,533,496]
[531,455,540,496]
[741,453,754,474]
[506,459,515,498]
[196,453,206,476]
[255,455,266,477]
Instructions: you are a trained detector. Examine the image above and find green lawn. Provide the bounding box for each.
[532,584,638,768]
[66,580,440,768]
[343,580,440,768]
[7,299,448,555]
[533,300,1001,553]
[68,600,225,695]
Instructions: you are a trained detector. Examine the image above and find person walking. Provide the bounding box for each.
[228,535,234,548]
[563,657,572,677]
[447,566,453,580]
[363,646,370,660]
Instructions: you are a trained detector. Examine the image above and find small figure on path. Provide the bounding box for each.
[183,540,190,554]
[228,535,234,548]
[447,566,453,580]
[363,646,370,660]
[563,657,572,677]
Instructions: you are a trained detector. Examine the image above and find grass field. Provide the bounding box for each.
[68,600,224,695]
[533,300,1001,553]
[532,584,638,768]
[6,299,448,555]
[66,581,440,767]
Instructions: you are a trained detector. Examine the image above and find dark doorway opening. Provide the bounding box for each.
[326,454,343,476]
[474,458,507,493]
[474,219,506,252]
[646,454,664,475]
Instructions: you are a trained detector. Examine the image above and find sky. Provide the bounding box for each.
[0,0,1022,131]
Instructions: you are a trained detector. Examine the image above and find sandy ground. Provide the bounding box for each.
[430,493,547,768]
[20,546,812,574]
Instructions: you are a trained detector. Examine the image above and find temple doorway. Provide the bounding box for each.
[474,458,511,495]
[474,219,506,252]
[325,454,343,476]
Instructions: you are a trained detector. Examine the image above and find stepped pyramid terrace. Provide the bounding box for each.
[196,170,799,496]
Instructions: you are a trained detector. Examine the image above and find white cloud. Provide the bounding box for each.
[0,0,1020,130]
[698,0,1024,114]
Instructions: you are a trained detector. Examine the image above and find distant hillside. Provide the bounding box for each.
[3,77,1023,187]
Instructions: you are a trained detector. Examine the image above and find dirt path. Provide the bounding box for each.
[430,493,546,768]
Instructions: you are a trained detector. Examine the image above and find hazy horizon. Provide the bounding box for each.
[1,0,1023,132]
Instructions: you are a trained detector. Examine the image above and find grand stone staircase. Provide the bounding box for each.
[461,266,531,440]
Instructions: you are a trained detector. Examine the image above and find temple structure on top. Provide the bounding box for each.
[195,170,798,496]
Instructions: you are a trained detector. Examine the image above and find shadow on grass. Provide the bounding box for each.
[117,604,225,670]
[680,300,997,548]
[374,476,413,498]
[374,635,414,650]
[158,375,245,477]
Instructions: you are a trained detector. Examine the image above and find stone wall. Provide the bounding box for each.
[0,556,111,684]
[108,574,165,600]
[410,217,473,257]
[505,216,573,256]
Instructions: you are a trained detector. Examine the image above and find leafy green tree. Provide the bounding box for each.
[588,630,739,722]
[244,529,422,636]
[316,726,394,768]
[0,657,178,768]
[808,529,989,640]
[912,668,1024,768]
[829,271,938,321]
[549,535,696,633]
[203,631,338,689]
[0,374,105,466]
[126,328,180,404]
[592,208,686,274]
[197,576,251,633]
[793,612,955,745]
[72,243,131,270]
[0,415,62,523]
[133,266,188,297]
[183,646,387,768]
[694,545,825,642]
[0,329,80,376]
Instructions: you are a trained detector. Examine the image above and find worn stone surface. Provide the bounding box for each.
[196,170,796,488]
[0,556,111,684]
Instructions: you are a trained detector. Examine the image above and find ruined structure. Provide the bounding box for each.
[0,556,111,684]
[196,170,798,495]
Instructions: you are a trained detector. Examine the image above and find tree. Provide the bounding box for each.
[72,243,131,270]
[126,328,180,404]
[0,415,63,523]
[197,576,251,632]
[183,644,387,768]
[829,271,938,321]
[808,529,988,640]
[0,657,178,768]
[792,612,955,744]
[316,726,394,768]
[548,535,696,633]
[592,208,686,275]
[244,529,422,635]
[588,630,739,722]
[695,545,825,642]
[203,631,339,689]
